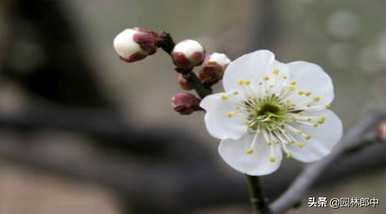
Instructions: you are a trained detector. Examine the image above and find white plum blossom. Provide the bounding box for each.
[200,50,343,176]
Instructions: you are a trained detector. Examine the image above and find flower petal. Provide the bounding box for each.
[200,91,247,140]
[218,133,283,176]
[287,109,343,162]
[287,61,334,107]
[223,50,275,92]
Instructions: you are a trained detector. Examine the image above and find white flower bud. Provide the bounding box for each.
[172,39,205,68]
[208,52,231,68]
[113,28,158,63]
[198,53,231,86]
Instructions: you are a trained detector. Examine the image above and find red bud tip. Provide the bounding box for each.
[171,93,200,115]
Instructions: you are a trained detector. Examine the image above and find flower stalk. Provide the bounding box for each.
[245,175,272,214]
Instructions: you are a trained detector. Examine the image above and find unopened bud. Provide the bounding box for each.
[172,39,205,68]
[178,74,193,90]
[207,52,231,69]
[113,27,159,63]
[198,52,231,85]
[171,93,200,115]
[376,122,386,141]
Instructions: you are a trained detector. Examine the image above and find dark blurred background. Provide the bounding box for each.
[0,0,385,213]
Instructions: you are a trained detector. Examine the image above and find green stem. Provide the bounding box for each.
[245,175,272,214]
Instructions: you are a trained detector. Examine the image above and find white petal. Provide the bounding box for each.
[269,61,290,94]
[200,91,247,140]
[287,61,334,107]
[218,133,283,176]
[287,109,343,162]
[223,50,275,92]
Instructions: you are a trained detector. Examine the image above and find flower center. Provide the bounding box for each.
[245,95,288,131]
[257,103,281,116]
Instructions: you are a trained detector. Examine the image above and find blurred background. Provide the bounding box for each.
[0,0,385,213]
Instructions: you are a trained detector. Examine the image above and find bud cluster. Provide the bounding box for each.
[113,27,231,115]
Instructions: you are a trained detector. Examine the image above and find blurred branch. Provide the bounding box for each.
[0,106,384,213]
[270,111,386,213]
[0,104,212,160]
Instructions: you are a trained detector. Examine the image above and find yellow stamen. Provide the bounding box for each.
[269,156,276,163]
[246,149,254,155]
[226,111,236,118]
[313,96,321,102]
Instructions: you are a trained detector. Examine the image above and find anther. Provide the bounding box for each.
[226,111,236,118]
[246,148,254,155]
[313,96,321,102]
[221,94,229,100]
[269,156,276,163]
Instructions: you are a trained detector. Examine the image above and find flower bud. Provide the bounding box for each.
[198,53,231,85]
[207,52,231,69]
[113,28,159,63]
[376,122,386,141]
[178,74,193,90]
[171,39,205,68]
[171,93,200,115]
